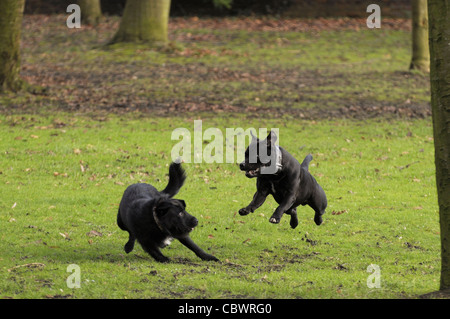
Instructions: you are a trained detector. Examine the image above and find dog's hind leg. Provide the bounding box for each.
[310,186,327,226]
[314,208,327,226]
[286,208,299,229]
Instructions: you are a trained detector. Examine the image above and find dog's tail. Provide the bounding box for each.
[300,154,313,171]
[162,162,186,198]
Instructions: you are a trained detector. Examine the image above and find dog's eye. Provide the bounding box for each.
[178,212,184,217]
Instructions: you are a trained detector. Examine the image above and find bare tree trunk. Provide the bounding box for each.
[78,0,102,26]
[0,0,25,92]
[110,0,171,45]
[410,0,430,72]
[428,0,450,290]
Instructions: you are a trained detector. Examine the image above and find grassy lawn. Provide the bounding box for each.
[0,15,439,299]
[0,114,439,299]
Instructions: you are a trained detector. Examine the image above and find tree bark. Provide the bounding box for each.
[0,0,25,92]
[410,0,430,72]
[110,0,171,45]
[78,0,102,26]
[428,0,450,290]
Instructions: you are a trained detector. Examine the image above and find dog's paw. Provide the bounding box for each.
[314,211,324,225]
[202,254,220,262]
[155,256,170,263]
[290,218,299,229]
[314,215,323,226]
[238,207,251,216]
[269,217,280,224]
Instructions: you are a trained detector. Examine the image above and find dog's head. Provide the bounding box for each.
[239,130,281,178]
[153,197,198,238]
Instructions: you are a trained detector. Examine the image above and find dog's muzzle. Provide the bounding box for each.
[240,162,259,178]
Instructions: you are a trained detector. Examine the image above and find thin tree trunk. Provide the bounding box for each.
[110,0,171,45]
[78,0,102,26]
[428,0,450,290]
[410,0,430,72]
[0,0,25,92]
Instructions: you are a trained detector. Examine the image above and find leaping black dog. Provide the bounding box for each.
[239,131,327,229]
[117,162,219,263]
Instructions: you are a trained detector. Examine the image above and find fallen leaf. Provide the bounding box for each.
[8,263,45,272]
[86,230,103,237]
[59,232,70,240]
[331,210,348,215]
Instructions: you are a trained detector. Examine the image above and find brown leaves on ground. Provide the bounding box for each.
[7,15,428,120]
[170,16,411,33]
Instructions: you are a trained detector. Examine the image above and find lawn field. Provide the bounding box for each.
[0,114,439,299]
[0,15,439,299]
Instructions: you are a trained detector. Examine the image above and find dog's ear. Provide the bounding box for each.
[175,199,186,209]
[266,130,277,144]
[154,198,170,216]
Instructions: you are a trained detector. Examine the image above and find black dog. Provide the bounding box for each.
[239,131,327,229]
[117,162,219,263]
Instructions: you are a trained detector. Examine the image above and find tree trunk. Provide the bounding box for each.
[410,0,430,72]
[0,0,25,92]
[110,0,171,45]
[428,0,450,290]
[78,0,102,26]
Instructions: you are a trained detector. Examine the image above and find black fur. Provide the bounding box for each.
[239,131,327,228]
[117,162,219,263]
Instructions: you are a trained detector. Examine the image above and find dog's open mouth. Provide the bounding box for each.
[245,167,260,177]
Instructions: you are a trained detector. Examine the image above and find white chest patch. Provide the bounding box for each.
[161,236,174,248]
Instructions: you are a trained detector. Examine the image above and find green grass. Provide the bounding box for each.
[0,114,439,298]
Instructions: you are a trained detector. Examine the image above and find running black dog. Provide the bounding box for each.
[239,131,327,229]
[117,162,219,263]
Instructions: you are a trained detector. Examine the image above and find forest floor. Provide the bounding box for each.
[1,15,429,119]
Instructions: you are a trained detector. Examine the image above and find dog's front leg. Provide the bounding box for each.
[269,194,296,224]
[178,236,219,262]
[239,190,268,216]
[141,240,170,263]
